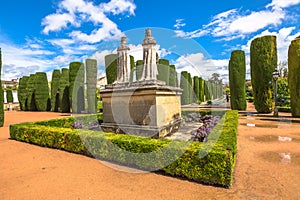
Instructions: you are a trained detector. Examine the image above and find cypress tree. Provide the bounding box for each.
[0,49,3,127]
[250,35,277,113]
[180,71,189,105]
[69,62,85,113]
[86,59,97,113]
[6,89,13,103]
[157,59,170,85]
[136,60,143,80]
[169,64,177,87]
[105,54,117,84]
[188,73,193,104]
[199,77,205,102]
[129,55,135,82]
[27,74,37,111]
[51,69,61,112]
[288,38,300,117]
[193,76,200,103]
[34,72,49,111]
[229,50,247,110]
[18,76,29,111]
[204,80,211,101]
[59,68,69,113]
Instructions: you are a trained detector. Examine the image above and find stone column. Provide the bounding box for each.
[116,37,131,83]
[140,29,158,81]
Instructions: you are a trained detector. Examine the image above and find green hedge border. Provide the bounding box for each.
[10,110,238,188]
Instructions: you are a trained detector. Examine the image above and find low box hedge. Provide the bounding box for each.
[10,110,238,188]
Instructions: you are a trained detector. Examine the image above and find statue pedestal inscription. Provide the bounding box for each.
[100,29,182,138]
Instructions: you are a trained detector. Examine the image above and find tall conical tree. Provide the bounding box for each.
[6,89,13,103]
[250,35,277,113]
[229,50,247,110]
[288,38,300,117]
[0,49,4,127]
[34,72,50,111]
[69,62,85,113]
[180,71,189,105]
[51,69,61,112]
[27,74,37,111]
[193,76,200,103]
[86,59,97,113]
[18,76,29,110]
[59,68,70,113]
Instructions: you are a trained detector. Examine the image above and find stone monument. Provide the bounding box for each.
[100,29,182,138]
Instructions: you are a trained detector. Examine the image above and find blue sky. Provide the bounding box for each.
[1,0,300,83]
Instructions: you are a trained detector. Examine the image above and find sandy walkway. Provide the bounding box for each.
[1,106,300,199]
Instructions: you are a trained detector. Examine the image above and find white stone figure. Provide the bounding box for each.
[140,29,158,81]
[116,36,131,83]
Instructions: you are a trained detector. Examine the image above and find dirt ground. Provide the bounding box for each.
[1,104,300,200]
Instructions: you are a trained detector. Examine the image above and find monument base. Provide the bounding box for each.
[100,81,182,138]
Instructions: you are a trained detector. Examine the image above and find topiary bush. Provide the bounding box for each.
[288,38,300,117]
[6,89,13,103]
[51,70,61,112]
[27,74,37,111]
[136,60,143,80]
[199,77,205,102]
[129,55,135,82]
[18,76,29,111]
[0,49,3,126]
[169,64,177,87]
[188,73,193,104]
[34,72,50,111]
[180,71,189,105]
[250,35,277,113]
[86,59,97,113]
[229,50,247,110]
[193,76,200,104]
[69,62,85,113]
[157,59,170,85]
[105,54,117,84]
[59,68,70,113]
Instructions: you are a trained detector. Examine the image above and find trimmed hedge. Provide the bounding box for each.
[129,55,135,82]
[18,76,29,111]
[250,35,277,113]
[10,110,237,188]
[105,54,117,84]
[27,74,37,111]
[229,50,246,110]
[180,71,189,105]
[86,59,97,113]
[288,38,300,117]
[0,49,3,127]
[59,68,70,113]
[136,60,143,81]
[51,70,61,112]
[34,72,50,111]
[69,62,85,113]
[157,59,170,85]
[6,89,13,103]
[199,77,205,102]
[169,65,177,87]
[193,76,200,104]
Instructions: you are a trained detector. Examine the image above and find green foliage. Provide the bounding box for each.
[86,59,97,113]
[204,80,211,101]
[105,54,117,84]
[27,74,37,111]
[193,76,200,104]
[180,71,189,105]
[59,68,70,113]
[169,65,178,87]
[229,50,247,110]
[276,78,290,108]
[188,73,193,103]
[0,49,3,127]
[10,110,238,188]
[6,89,13,103]
[136,60,143,80]
[199,77,205,102]
[288,38,300,117]
[51,70,61,112]
[34,72,50,111]
[157,59,170,85]
[69,62,85,113]
[250,35,277,113]
[129,55,135,82]
[18,76,29,111]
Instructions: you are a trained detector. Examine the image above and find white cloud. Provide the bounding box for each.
[174,19,186,30]
[266,0,300,9]
[42,0,136,43]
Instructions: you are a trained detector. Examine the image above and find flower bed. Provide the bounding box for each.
[10,110,238,188]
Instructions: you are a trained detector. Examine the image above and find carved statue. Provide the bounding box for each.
[116,37,131,83]
[139,29,158,81]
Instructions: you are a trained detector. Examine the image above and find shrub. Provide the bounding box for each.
[193,76,200,104]
[204,80,211,101]
[157,59,170,85]
[69,62,85,113]
[250,35,277,113]
[288,38,300,117]
[10,110,238,188]
[180,71,189,105]
[188,73,193,104]
[129,55,135,82]
[105,54,117,84]
[0,49,3,127]
[136,60,143,80]
[229,50,246,110]
[199,77,205,102]
[86,59,97,113]
[51,70,61,112]
[18,76,29,110]
[27,74,37,111]
[34,72,50,111]
[6,89,13,103]
[59,68,70,113]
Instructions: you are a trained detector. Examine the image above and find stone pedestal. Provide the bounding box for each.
[100,81,182,138]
